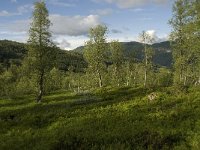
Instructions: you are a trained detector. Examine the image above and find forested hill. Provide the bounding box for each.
[73,41,172,67]
[0,40,172,70]
[73,41,171,53]
[0,40,86,72]
[0,40,27,70]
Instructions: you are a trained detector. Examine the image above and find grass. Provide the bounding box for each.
[0,87,200,150]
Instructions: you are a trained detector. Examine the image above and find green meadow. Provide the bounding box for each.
[1,87,200,150]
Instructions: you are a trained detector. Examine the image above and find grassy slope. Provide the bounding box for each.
[0,87,200,150]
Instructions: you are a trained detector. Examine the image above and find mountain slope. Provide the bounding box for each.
[0,40,86,71]
[0,40,172,69]
[74,41,172,67]
[0,40,27,69]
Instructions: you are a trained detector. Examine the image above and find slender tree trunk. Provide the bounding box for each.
[114,66,120,87]
[97,70,103,88]
[126,78,129,86]
[133,74,136,87]
[144,44,147,88]
[77,79,80,93]
[37,21,43,103]
[144,44,148,88]
[126,63,130,86]
[179,73,182,83]
[180,65,184,84]
[134,66,138,87]
[126,73,130,86]
[144,68,147,87]
[184,75,187,86]
[37,71,44,103]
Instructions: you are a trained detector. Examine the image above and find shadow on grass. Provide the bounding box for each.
[0,87,149,130]
[1,87,182,134]
[0,87,200,149]
[0,87,150,116]
[0,95,35,108]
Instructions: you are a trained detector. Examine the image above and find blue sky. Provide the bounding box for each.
[0,0,173,50]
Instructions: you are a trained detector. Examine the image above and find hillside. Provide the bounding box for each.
[0,40,27,69]
[0,40,172,69]
[0,87,200,149]
[0,40,86,72]
[74,41,172,67]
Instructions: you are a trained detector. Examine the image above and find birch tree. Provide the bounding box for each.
[84,25,108,88]
[169,0,200,86]
[139,31,155,88]
[26,1,56,102]
[110,40,124,86]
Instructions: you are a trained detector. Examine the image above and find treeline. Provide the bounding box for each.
[0,0,199,101]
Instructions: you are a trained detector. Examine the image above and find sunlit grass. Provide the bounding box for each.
[0,87,200,149]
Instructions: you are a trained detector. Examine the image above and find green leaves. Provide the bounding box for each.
[26,1,57,102]
[170,0,200,86]
[84,25,108,88]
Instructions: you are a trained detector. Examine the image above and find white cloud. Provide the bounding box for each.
[0,14,101,37]
[136,30,168,43]
[145,30,168,43]
[56,39,71,49]
[54,35,87,50]
[146,30,157,38]
[50,14,102,36]
[92,0,168,8]
[0,14,102,49]
[0,31,28,43]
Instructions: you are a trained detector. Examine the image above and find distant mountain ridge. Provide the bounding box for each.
[73,41,172,67]
[73,41,171,53]
[0,40,172,70]
[0,40,86,71]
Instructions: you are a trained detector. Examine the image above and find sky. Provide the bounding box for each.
[0,0,174,50]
